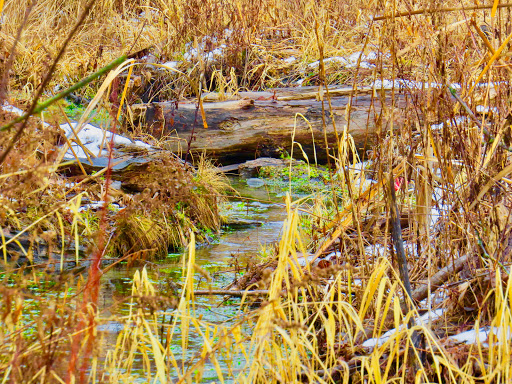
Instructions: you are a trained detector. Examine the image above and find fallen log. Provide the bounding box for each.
[130,86,407,164]
[193,289,269,297]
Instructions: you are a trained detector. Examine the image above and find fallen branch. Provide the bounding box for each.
[373,3,512,21]
[193,289,269,297]
[411,254,469,304]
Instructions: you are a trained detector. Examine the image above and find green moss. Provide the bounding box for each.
[258,163,328,194]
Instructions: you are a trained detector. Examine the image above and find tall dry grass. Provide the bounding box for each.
[1,0,512,382]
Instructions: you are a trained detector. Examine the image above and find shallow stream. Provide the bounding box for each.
[97,178,287,381]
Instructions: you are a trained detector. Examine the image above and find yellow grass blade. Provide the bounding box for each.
[470,30,512,92]
[492,0,500,17]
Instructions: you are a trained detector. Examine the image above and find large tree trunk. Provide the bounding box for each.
[129,86,404,165]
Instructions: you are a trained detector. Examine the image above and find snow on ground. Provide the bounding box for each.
[448,326,512,347]
[476,105,499,114]
[308,52,380,69]
[1,104,24,116]
[430,116,468,131]
[161,61,180,70]
[362,309,445,348]
[282,56,297,64]
[77,201,121,212]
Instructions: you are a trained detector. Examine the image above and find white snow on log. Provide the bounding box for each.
[372,80,506,93]
[60,122,151,159]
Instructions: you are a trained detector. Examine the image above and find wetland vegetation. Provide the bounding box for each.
[2,0,512,383]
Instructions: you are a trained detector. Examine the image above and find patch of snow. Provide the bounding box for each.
[431,186,448,227]
[60,122,151,159]
[183,42,227,62]
[449,326,512,347]
[161,61,180,69]
[371,80,507,94]
[351,177,375,192]
[78,201,105,212]
[2,104,24,117]
[349,161,373,173]
[476,105,499,114]
[308,51,385,70]
[420,289,448,307]
[324,251,337,260]
[294,78,305,86]
[362,328,398,348]
[78,201,121,212]
[372,79,442,90]
[363,309,445,348]
[430,116,468,131]
[415,309,445,326]
[282,56,297,64]
[449,327,491,346]
[365,243,387,258]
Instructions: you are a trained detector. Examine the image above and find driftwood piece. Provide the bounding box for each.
[130,86,406,164]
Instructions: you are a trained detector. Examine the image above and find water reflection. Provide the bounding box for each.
[97,178,287,381]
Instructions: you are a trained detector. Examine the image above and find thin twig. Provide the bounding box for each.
[373,3,512,21]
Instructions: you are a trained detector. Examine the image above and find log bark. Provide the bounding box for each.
[130,86,405,165]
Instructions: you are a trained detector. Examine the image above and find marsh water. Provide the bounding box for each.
[97,178,287,381]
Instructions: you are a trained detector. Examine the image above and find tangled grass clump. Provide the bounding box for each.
[109,155,229,258]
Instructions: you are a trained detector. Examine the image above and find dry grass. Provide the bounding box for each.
[2,0,512,382]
